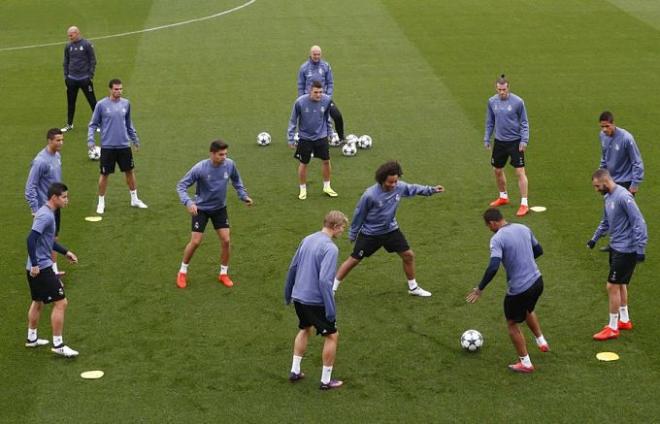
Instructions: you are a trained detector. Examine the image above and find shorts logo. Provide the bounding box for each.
[58,288,64,296]
[194,222,199,230]
[358,250,364,257]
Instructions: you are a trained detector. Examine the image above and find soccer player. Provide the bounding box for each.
[287,80,338,200]
[175,140,253,289]
[297,45,345,141]
[285,210,348,390]
[332,161,444,297]
[88,78,147,214]
[25,128,65,276]
[597,111,645,252]
[62,26,97,132]
[483,75,530,217]
[587,169,647,341]
[26,182,79,357]
[466,208,549,373]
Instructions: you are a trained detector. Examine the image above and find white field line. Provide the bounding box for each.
[0,0,256,53]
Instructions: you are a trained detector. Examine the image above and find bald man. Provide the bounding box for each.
[297,45,345,141]
[62,26,97,133]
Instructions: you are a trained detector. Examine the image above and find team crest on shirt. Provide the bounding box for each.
[306,71,313,78]
[395,194,401,201]
[122,108,127,114]
[321,107,325,112]
[304,107,309,113]
[615,144,620,151]
[377,201,383,207]
[224,172,229,179]
[80,46,84,51]
[319,69,324,75]
[507,105,512,111]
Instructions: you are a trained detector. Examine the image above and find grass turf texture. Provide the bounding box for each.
[1,0,659,421]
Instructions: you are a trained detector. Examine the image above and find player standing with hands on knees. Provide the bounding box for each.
[176,140,253,289]
[587,169,647,341]
[285,210,348,390]
[466,208,549,373]
[25,182,79,357]
[484,75,531,217]
[333,161,443,297]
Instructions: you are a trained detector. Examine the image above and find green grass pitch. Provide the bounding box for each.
[1,0,659,421]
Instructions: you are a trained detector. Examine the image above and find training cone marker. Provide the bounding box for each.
[84,216,103,222]
[596,352,619,362]
[530,206,547,213]
[80,370,104,379]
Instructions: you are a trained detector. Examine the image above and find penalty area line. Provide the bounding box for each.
[0,0,256,53]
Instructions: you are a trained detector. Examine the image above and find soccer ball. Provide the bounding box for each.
[341,142,357,157]
[329,132,342,147]
[357,135,372,149]
[460,329,484,352]
[345,134,359,145]
[256,132,271,146]
[88,145,101,160]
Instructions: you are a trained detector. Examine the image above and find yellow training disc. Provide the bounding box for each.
[80,370,104,379]
[84,216,103,222]
[530,206,547,212]
[596,352,619,362]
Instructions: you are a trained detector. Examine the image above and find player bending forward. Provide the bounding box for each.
[467,208,549,373]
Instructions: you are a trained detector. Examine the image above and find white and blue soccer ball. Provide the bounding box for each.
[357,135,372,149]
[345,134,359,145]
[88,145,101,160]
[257,132,271,146]
[460,329,484,352]
[341,142,357,157]
[329,132,342,147]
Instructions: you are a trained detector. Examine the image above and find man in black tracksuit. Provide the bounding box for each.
[62,26,97,132]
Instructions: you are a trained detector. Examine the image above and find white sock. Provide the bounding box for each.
[53,335,63,347]
[619,305,629,323]
[499,192,508,199]
[521,197,528,206]
[323,181,331,189]
[407,279,417,290]
[608,313,619,330]
[179,263,188,273]
[520,355,532,367]
[28,328,37,341]
[52,262,59,274]
[220,265,228,275]
[130,190,138,201]
[291,355,303,374]
[333,278,341,292]
[321,365,333,384]
[535,335,547,346]
[299,184,306,191]
[98,196,105,207]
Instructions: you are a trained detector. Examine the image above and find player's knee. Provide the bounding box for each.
[402,250,414,261]
[55,298,68,309]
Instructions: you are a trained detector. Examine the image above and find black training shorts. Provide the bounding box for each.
[26,266,66,304]
[100,147,134,175]
[351,229,410,260]
[491,140,525,168]
[504,276,543,323]
[294,301,337,336]
[294,138,330,164]
[608,249,637,284]
[191,207,229,232]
